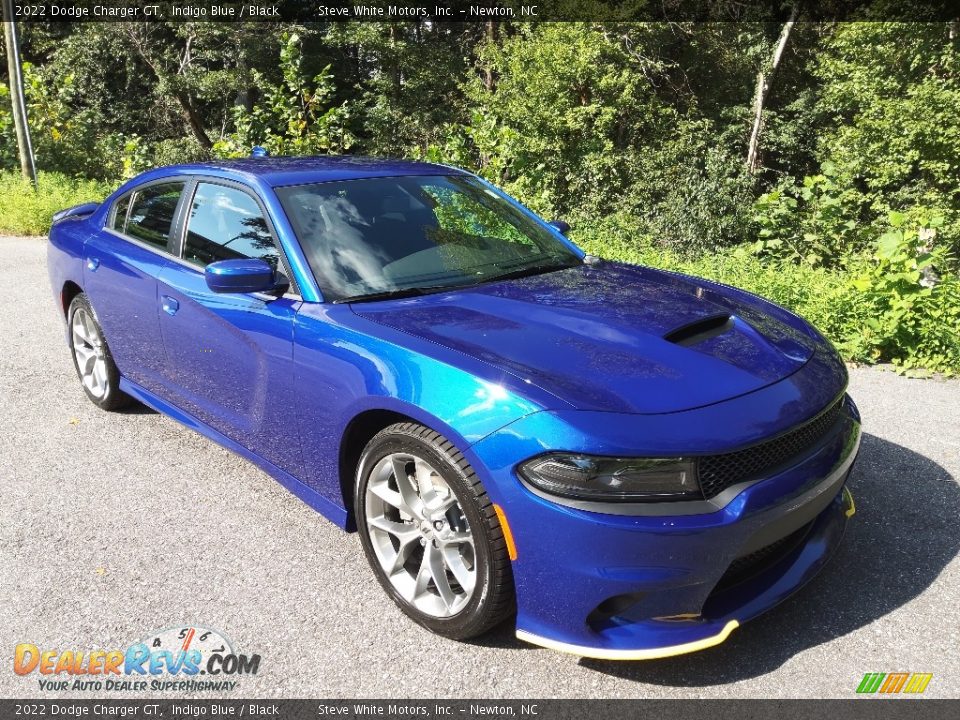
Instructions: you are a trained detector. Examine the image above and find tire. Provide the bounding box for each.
[67,294,132,411]
[355,422,515,640]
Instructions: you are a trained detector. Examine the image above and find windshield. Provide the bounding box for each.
[275,175,581,302]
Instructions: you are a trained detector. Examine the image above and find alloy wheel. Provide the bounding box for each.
[364,452,477,618]
[71,307,108,399]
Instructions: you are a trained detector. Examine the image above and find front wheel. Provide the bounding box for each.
[67,294,132,411]
[355,422,515,639]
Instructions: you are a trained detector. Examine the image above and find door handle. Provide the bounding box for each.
[161,296,179,316]
[86,257,100,271]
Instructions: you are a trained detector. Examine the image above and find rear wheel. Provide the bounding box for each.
[355,422,515,639]
[68,294,132,411]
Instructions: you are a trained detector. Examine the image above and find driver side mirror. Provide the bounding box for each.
[205,259,287,296]
[549,219,571,236]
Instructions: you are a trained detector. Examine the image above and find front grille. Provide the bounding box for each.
[712,523,812,592]
[697,397,846,499]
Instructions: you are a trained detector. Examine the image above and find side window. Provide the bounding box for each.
[126,182,184,250]
[112,194,130,232]
[183,183,279,269]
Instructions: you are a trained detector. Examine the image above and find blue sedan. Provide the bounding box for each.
[47,156,860,659]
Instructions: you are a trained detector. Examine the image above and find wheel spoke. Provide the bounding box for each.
[440,531,473,548]
[412,551,432,600]
[368,480,405,512]
[82,313,97,342]
[425,542,456,610]
[393,456,424,519]
[388,537,420,576]
[441,546,476,594]
[369,515,418,542]
[424,489,457,517]
[74,343,95,372]
[72,322,90,346]
[92,360,107,392]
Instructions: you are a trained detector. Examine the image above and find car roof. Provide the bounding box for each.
[165,155,468,188]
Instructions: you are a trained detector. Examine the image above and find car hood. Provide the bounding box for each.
[351,261,820,414]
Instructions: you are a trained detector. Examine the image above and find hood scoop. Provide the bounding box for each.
[664,314,734,347]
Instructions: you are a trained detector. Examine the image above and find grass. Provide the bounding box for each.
[0,171,114,236]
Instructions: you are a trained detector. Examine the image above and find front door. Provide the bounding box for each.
[155,180,302,475]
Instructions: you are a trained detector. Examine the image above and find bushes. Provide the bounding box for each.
[214,33,354,159]
[574,213,959,376]
[0,171,113,236]
[752,162,861,267]
[811,23,960,258]
[850,212,960,374]
[427,24,755,251]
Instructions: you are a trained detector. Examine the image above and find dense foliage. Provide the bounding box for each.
[1,21,958,373]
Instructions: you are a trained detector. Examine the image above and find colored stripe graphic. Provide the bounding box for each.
[856,672,932,694]
[903,674,933,694]
[880,673,910,693]
[857,673,886,693]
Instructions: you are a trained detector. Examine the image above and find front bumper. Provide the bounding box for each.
[469,395,861,659]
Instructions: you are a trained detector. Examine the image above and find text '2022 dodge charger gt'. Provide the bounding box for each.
[47,156,860,660]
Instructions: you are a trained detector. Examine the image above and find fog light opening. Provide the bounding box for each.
[586,592,647,630]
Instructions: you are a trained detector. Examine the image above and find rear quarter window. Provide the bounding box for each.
[112,195,130,232]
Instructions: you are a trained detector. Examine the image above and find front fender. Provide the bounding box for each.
[293,302,548,514]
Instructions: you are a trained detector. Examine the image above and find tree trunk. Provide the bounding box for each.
[125,25,213,150]
[174,88,213,150]
[2,0,37,187]
[746,9,797,173]
[483,21,498,92]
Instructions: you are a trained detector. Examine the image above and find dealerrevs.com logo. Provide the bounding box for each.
[13,626,260,692]
[856,673,933,695]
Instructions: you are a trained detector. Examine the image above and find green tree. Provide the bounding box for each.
[216,32,353,157]
[813,22,960,257]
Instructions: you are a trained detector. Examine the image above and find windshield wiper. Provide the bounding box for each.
[479,259,579,285]
[337,259,578,303]
[335,284,463,304]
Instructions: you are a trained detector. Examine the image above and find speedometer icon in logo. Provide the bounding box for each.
[142,626,233,671]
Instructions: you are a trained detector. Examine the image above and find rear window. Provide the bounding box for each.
[125,182,184,250]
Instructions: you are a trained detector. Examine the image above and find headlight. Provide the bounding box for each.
[518,454,700,502]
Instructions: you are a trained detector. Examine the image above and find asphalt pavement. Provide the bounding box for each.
[1,234,958,698]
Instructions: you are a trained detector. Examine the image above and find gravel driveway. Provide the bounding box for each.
[1,234,958,698]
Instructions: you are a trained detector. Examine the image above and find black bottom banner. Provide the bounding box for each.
[1,699,957,720]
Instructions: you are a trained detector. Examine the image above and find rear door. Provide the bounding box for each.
[155,179,303,475]
[83,180,186,392]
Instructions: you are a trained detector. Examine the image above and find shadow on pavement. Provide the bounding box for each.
[579,432,959,684]
[117,400,158,415]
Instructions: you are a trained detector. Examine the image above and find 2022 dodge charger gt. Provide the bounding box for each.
[47,156,860,660]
